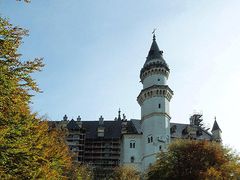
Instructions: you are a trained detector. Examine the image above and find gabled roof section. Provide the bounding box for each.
[124,120,142,134]
[131,119,142,134]
[66,119,80,130]
[211,120,221,132]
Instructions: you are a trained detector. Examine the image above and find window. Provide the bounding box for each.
[159,145,162,151]
[130,140,136,148]
[158,78,160,81]
[148,135,153,143]
[131,156,135,163]
[158,103,161,108]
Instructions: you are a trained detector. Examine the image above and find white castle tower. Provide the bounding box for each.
[137,34,173,170]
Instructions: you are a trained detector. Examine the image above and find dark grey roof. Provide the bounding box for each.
[127,119,212,140]
[140,37,169,78]
[170,123,188,138]
[124,120,140,134]
[131,119,142,134]
[212,120,221,132]
[82,120,122,139]
[50,118,213,140]
[146,37,164,61]
[67,119,80,130]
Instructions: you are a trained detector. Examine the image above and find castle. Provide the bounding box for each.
[50,34,222,177]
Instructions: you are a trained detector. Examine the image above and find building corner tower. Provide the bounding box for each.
[137,34,173,170]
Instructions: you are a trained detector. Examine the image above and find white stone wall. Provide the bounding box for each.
[140,59,171,170]
[141,96,170,118]
[120,134,142,170]
[143,74,167,88]
[141,115,170,170]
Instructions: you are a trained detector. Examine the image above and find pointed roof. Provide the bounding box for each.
[117,108,121,121]
[67,119,80,130]
[211,120,221,132]
[146,34,163,61]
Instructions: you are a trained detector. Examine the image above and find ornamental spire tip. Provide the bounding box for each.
[152,28,157,41]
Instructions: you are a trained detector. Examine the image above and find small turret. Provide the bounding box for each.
[118,108,121,121]
[63,114,68,121]
[99,115,104,126]
[76,115,82,128]
[98,115,104,137]
[77,115,81,121]
[211,117,222,142]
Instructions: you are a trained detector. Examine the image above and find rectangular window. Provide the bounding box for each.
[159,103,161,108]
[130,141,136,148]
[148,135,153,143]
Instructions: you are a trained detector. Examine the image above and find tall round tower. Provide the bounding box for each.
[137,34,173,170]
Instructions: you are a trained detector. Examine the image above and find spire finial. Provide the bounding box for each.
[152,28,157,41]
[118,108,121,120]
[214,116,217,121]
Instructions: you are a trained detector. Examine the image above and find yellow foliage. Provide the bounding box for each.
[112,165,141,180]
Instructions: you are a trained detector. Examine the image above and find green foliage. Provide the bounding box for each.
[70,163,93,180]
[147,140,240,180]
[0,17,77,179]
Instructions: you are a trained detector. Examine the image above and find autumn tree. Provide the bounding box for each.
[109,165,141,180]
[69,163,93,180]
[0,17,75,179]
[147,140,240,180]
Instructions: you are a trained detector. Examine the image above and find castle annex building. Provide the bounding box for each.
[50,35,222,177]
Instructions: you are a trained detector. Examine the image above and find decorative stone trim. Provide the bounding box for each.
[140,67,169,82]
[140,61,170,81]
[141,153,158,160]
[141,112,171,121]
[137,85,173,105]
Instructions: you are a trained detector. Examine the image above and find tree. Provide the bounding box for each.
[147,140,240,180]
[70,163,93,180]
[0,17,75,179]
[110,165,141,180]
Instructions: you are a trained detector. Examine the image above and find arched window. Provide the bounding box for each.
[130,140,136,148]
[148,135,153,143]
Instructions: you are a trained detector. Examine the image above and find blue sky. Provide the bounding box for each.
[1,0,240,151]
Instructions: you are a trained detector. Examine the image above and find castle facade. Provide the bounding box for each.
[50,35,221,177]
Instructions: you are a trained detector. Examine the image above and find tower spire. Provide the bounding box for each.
[118,108,121,121]
[147,30,163,61]
[211,116,222,142]
[212,117,221,132]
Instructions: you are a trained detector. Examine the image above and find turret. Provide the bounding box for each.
[97,115,105,137]
[211,117,222,142]
[138,33,173,170]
